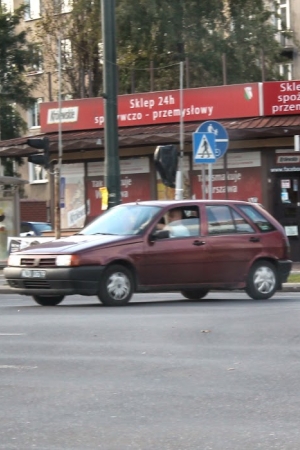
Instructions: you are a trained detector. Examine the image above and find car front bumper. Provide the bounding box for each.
[3,266,104,296]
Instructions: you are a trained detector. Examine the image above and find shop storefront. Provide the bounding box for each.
[1,80,300,258]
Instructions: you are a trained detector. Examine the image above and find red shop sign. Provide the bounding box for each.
[263,80,300,116]
[40,83,260,133]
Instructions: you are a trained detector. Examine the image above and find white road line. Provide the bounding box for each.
[0,365,37,370]
[0,333,26,336]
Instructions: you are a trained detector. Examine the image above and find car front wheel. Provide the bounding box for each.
[181,289,209,300]
[246,261,278,300]
[33,295,65,306]
[98,265,134,306]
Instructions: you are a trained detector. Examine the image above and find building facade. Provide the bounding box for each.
[2,0,300,260]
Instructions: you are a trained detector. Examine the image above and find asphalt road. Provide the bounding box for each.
[1,291,300,450]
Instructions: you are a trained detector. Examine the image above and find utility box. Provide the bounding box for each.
[0,176,28,264]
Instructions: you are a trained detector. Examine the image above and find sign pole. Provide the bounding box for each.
[208,163,213,199]
[175,61,184,200]
[201,165,206,199]
[193,121,229,198]
[55,32,63,240]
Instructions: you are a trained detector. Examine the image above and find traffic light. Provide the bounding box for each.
[27,137,50,169]
[154,145,178,188]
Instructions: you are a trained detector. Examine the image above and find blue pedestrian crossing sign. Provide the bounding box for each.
[197,120,229,159]
[193,132,216,164]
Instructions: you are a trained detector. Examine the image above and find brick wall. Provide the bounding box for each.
[20,200,48,222]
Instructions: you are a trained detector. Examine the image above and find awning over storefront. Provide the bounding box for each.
[1,115,300,157]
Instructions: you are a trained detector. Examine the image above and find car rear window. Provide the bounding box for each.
[206,205,255,235]
[238,205,276,232]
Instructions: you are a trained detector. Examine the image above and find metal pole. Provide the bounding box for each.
[208,164,212,199]
[101,0,121,208]
[150,60,154,92]
[222,53,227,85]
[201,165,206,199]
[175,61,184,200]
[55,33,63,239]
[261,48,265,82]
[224,153,228,199]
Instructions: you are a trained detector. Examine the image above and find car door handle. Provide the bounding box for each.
[193,240,206,246]
[249,236,260,242]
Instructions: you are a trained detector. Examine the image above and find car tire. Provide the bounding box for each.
[181,289,209,300]
[33,295,65,306]
[246,261,278,300]
[98,265,134,306]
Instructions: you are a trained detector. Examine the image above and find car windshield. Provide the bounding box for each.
[80,204,161,236]
[34,223,52,233]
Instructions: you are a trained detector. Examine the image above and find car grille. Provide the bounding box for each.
[23,280,51,289]
[20,258,56,267]
[8,280,51,289]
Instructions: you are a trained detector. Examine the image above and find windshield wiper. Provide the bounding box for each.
[92,232,117,235]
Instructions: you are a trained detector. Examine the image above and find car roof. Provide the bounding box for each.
[21,221,50,224]
[118,199,257,207]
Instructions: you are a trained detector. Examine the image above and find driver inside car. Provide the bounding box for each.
[157,208,190,237]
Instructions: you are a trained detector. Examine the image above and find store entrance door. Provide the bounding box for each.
[273,174,300,261]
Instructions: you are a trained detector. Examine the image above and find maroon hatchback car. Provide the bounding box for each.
[4,200,292,306]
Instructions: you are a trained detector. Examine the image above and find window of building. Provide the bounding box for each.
[53,0,72,14]
[60,39,72,69]
[1,0,13,12]
[28,163,48,184]
[24,0,41,20]
[28,97,43,128]
[277,0,290,31]
[27,46,43,74]
[279,62,292,80]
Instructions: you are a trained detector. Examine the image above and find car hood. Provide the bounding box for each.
[16,234,142,255]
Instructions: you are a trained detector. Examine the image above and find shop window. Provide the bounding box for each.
[280,178,299,204]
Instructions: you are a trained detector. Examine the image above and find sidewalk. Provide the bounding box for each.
[1,264,300,294]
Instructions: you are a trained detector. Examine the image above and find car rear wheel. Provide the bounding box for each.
[98,265,134,306]
[246,261,278,300]
[181,289,209,300]
[33,295,65,306]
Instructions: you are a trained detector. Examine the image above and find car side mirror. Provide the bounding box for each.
[151,229,170,240]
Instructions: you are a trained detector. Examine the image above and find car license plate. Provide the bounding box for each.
[21,269,46,279]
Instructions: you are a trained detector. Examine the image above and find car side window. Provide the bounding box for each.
[21,223,31,234]
[155,206,200,238]
[206,205,235,234]
[238,205,275,232]
[232,209,255,233]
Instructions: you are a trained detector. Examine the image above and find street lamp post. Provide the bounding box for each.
[101,0,121,208]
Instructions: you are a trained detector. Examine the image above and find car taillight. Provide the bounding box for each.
[283,237,291,259]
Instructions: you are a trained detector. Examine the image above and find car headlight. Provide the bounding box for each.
[8,254,21,266]
[56,254,80,267]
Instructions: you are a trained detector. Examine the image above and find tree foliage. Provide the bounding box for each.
[33,0,291,98]
[116,0,290,91]
[35,0,102,99]
[0,3,38,175]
